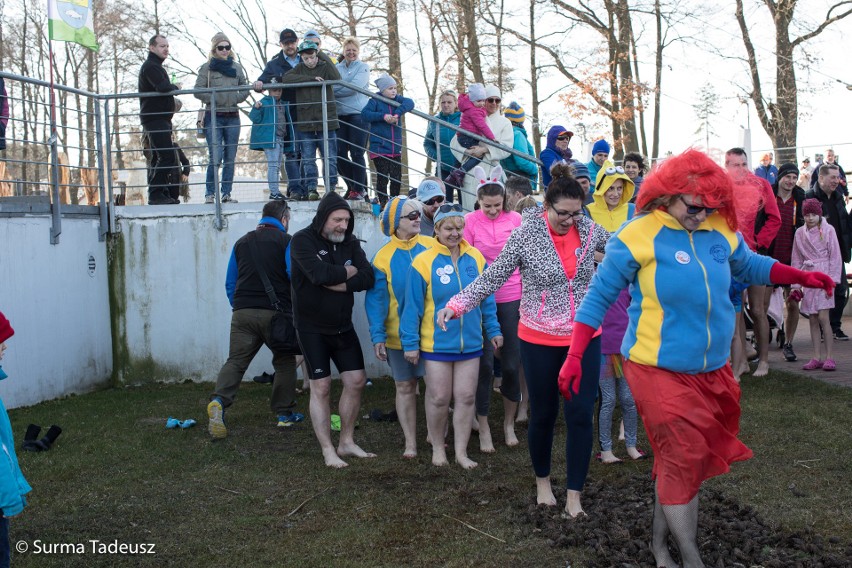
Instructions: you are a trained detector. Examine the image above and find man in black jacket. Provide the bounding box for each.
[290,192,375,467]
[805,164,851,340]
[207,200,303,439]
[138,35,180,205]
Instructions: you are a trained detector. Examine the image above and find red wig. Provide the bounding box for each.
[637,149,738,231]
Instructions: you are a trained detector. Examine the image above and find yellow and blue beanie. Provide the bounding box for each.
[504,102,525,123]
[380,196,409,237]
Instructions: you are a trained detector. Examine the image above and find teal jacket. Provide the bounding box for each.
[424,111,461,171]
[400,240,500,354]
[575,211,776,374]
[0,398,31,516]
[501,125,538,182]
[248,96,296,152]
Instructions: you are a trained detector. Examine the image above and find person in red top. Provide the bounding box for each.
[725,148,780,377]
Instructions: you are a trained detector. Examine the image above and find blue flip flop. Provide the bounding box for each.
[179,419,197,429]
[166,417,181,429]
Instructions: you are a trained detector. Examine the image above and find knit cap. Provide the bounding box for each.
[375,74,397,93]
[571,161,591,181]
[380,196,409,237]
[592,139,610,156]
[504,102,525,123]
[467,83,486,103]
[0,311,13,343]
[211,32,231,52]
[777,163,799,182]
[433,203,465,226]
[802,198,822,217]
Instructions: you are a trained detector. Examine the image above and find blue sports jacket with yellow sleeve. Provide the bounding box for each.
[400,240,500,354]
[365,234,434,349]
[575,210,776,374]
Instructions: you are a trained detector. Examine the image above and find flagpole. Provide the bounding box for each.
[48,33,62,243]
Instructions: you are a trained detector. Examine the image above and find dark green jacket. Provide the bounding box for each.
[281,59,340,132]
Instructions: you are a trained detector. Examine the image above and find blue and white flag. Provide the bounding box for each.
[48,0,99,52]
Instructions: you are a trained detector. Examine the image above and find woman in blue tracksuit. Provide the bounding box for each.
[249,78,296,200]
[400,204,501,470]
[361,74,414,206]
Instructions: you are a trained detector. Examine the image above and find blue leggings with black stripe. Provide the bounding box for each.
[520,336,601,490]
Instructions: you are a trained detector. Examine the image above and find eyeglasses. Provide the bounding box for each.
[424,196,445,206]
[551,206,584,220]
[556,135,571,141]
[402,211,421,221]
[679,196,716,216]
[216,44,232,51]
[486,98,501,103]
[438,203,464,214]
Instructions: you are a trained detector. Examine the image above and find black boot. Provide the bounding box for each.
[22,424,41,449]
[23,424,62,452]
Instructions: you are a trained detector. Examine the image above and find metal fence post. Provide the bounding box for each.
[321,84,330,193]
[48,124,62,244]
[103,98,117,234]
[94,96,109,241]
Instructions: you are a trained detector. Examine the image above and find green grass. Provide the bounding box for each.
[6,370,852,567]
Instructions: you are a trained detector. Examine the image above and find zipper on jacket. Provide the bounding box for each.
[537,290,548,319]
[688,233,712,371]
[453,256,464,353]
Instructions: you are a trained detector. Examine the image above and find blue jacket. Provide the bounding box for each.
[365,234,434,349]
[0,397,31,517]
[248,96,296,152]
[225,217,290,306]
[754,164,778,185]
[501,125,539,182]
[539,126,573,187]
[400,240,500,354]
[424,111,461,171]
[575,210,776,373]
[361,93,415,156]
[333,59,370,115]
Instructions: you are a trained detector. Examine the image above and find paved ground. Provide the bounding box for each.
[755,314,852,388]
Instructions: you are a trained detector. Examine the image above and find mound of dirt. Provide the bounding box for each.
[524,474,852,567]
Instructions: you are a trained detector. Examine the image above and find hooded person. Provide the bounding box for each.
[539,126,574,188]
[587,161,636,232]
[289,191,377,468]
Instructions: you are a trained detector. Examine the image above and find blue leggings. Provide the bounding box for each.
[520,336,601,490]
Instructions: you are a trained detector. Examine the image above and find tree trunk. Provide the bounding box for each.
[652,0,662,163]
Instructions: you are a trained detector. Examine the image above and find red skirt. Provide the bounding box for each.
[624,360,753,505]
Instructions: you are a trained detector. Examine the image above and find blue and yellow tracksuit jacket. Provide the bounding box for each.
[365,234,434,349]
[575,210,777,374]
[400,240,500,354]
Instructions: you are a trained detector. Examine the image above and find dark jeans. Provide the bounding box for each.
[373,155,402,207]
[830,264,849,332]
[142,119,178,202]
[476,300,522,416]
[337,114,368,194]
[520,336,601,490]
[437,163,461,202]
[212,308,297,415]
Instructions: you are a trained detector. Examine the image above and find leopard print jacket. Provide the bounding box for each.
[447,208,610,338]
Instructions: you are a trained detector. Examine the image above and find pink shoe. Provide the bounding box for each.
[802,358,823,370]
[822,359,836,371]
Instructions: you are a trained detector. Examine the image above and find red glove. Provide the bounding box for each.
[788,289,803,303]
[558,322,596,401]
[770,262,835,297]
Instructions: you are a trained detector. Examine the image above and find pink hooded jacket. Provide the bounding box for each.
[463,209,523,303]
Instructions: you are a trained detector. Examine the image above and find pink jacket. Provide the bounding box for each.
[464,210,522,303]
[458,93,495,141]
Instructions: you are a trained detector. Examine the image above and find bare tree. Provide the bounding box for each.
[734,0,852,163]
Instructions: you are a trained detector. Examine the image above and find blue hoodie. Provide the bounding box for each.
[361,93,415,156]
[539,125,573,187]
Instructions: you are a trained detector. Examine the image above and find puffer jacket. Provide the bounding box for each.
[361,93,415,156]
[194,58,250,113]
[446,209,610,339]
[248,96,296,152]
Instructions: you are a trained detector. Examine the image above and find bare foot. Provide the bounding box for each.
[564,490,585,518]
[456,455,479,469]
[337,443,377,459]
[504,424,519,447]
[597,450,622,464]
[431,446,449,467]
[323,448,349,469]
[515,412,528,424]
[402,447,417,459]
[752,360,770,377]
[626,446,646,460]
[536,477,557,506]
[479,425,496,454]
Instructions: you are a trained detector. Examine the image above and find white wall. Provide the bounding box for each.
[112,201,391,385]
[0,216,113,409]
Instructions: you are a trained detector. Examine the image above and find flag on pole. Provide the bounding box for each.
[48,0,99,52]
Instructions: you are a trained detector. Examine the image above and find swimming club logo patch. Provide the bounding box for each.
[674,251,691,265]
[709,244,728,264]
[57,0,90,28]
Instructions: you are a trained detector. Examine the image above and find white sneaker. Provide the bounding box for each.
[204,195,214,204]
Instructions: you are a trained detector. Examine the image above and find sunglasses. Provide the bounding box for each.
[424,196,445,206]
[556,135,571,141]
[679,196,716,216]
[486,98,501,103]
[402,211,421,221]
[438,203,464,214]
[216,44,232,51]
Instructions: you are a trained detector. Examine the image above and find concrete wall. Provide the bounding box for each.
[110,201,390,385]
[0,215,113,409]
